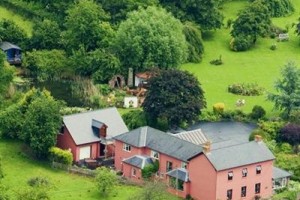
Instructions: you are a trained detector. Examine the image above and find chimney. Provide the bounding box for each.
[99,125,107,138]
[254,135,262,143]
[203,141,211,154]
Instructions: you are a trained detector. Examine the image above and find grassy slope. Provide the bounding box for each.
[0,6,33,36]
[181,0,300,117]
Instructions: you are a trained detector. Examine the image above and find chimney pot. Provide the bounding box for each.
[254,135,262,143]
[203,141,211,154]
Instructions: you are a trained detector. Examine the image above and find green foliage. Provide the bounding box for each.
[128,181,169,200]
[95,167,118,195]
[289,109,300,124]
[0,19,28,47]
[257,120,285,140]
[114,6,188,72]
[122,110,147,130]
[27,176,50,188]
[24,50,68,82]
[62,0,113,52]
[0,184,9,200]
[141,160,159,180]
[229,35,253,52]
[231,0,272,47]
[15,187,50,200]
[160,0,224,30]
[270,43,277,50]
[276,153,300,181]
[249,129,271,141]
[49,147,73,166]
[213,103,225,114]
[228,83,264,96]
[0,52,14,97]
[0,104,23,139]
[183,21,204,63]
[267,61,300,118]
[0,157,3,180]
[142,69,206,128]
[250,105,266,120]
[254,0,295,17]
[30,19,61,50]
[272,181,300,200]
[220,109,249,122]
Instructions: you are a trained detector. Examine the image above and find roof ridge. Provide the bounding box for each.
[63,107,117,118]
[211,140,261,152]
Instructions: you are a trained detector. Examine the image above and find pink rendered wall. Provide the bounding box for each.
[114,140,144,171]
[188,154,217,200]
[56,127,77,161]
[122,163,143,183]
[215,160,273,200]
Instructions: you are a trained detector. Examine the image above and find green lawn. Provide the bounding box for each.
[181,0,300,117]
[0,5,33,36]
[0,140,181,200]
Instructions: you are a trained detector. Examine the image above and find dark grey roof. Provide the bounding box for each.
[167,168,189,182]
[273,167,291,180]
[123,155,154,169]
[0,42,21,51]
[173,129,208,145]
[206,141,275,171]
[114,126,203,161]
[189,121,257,149]
[92,119,104,129]
[63,107,128,145]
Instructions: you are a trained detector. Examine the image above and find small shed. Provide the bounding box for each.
[124,96,138,108]
[0,42,22,65]
[135,72,152,87]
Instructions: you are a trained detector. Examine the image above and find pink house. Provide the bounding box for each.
[114,126,290,200]
[57,107,128,162]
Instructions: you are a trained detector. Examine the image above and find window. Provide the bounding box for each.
[241,186,247,197]
[169,177,184,191]
[256,165,262,174]
[151,150,159,159]
[242,168,248,177]
[255,183,261,194]
[227,189,233,200]
[123,143,131,152]
[181,162,187,169]
[132,168,136,177]
[166,161,173,172]
[228,171,233,180]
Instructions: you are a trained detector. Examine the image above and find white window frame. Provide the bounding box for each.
[123,143,131,152]
[228,171,233,180]
[151,150,159,159]
[256,165,262,174]
[242,168,248,177]
[181,162,187,169]
[132,168,136,177]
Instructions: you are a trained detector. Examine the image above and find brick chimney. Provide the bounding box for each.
[99,124,107,138]
[203,141,211,154]
[254,135,262,143]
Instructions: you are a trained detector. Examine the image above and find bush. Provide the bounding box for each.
[228,83,264,96]
[249,129,271,141]
[141,160,159,180]
[270,43,277,50]
[289,109,300,124]
[230,35,252,52]
[278,123,300,145]
[122,110,147,130]
[258,120,285,140]
[220,109,248,122]
[199,110,221,122]
[250,105,266,120]
[49,147,73,166]
[210,55,223,65]
[213,103,225,114]
[27,176,50,188]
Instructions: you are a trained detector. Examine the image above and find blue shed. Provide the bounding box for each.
[0,42,22,65]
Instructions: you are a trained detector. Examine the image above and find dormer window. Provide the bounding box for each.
[151,150,159,159]
[242,168,248,177]
[228,171,233,180]
[256,165,262,174]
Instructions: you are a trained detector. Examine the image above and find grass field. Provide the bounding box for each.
[0,6,33,36]
[181,0,300,117]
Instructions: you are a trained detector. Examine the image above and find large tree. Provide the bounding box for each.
[62,0,114,52]
[0,52,14,99]
[95,167,118,195]
[114,6,188,72]
[142,69,206,128]
[0,19,28,48]
[268,62,300,118]
[231,0,271,44]
[160,0,224,30]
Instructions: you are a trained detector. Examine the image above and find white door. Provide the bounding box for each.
[79,146,91,160]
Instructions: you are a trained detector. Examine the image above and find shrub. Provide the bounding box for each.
[141,160,159,180]
[199,110,220,122]
[49,147,73,166]
[27,176,50,187]
[258,120,285,140]
[228,83,264,96]
[220,109,248,122]
[278,123,300,145]
[249,129,271,141]
[213,103,225,114]
[210,55,223,65]
[230,35,252,52]
[122,110,147,130]
[270,43,277,50]
[250,105,266,120]
[289,109,300,124]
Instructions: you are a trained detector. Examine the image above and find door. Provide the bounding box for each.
[79,146,91,160]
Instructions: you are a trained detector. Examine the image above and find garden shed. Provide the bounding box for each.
[0,41,22,65]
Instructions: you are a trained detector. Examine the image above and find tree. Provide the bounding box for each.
[114,6,188,72]
[183,21,204,63]
[0,104,23,139]
[0,52,14,99]
[122,110,147,130]
[278,123,300,146]
[22,91,62,159]
[231,0,271,44]
[30,20,61,50]
[62,0,114,52]
[95,167,118,196]
[249,0,294,17]
[142,69,206,128]
[267,62,300,118]
[160,0,224,30]
[0,19,28,47]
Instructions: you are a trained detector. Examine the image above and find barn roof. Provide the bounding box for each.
[0,42,21,51]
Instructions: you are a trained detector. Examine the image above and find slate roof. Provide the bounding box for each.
[206,141,275,171]
[273,167,291,179]
[63,107,128,145]
[0,42,21,51]
[167,168,189,182]
[173,129,208,145]
[114,126,203,162]
[123,155,154,169]
[188,121,257,149]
